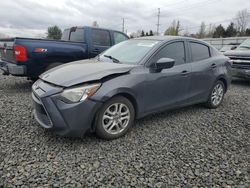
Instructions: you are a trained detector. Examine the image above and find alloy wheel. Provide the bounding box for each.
[102,103,131,135]
[211,83,224,106]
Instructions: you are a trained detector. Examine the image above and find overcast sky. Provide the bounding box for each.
[0,0,249,38]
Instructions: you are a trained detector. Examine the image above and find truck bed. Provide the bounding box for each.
[0,37,88,77]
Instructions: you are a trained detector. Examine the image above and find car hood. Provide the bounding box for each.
[40,59,136,87]
[224,50,250,57]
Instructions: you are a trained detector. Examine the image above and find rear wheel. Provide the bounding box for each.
[95,96,135,140]
[205,80,225,108]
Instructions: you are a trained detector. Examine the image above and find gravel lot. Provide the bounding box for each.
[0,74,249,187]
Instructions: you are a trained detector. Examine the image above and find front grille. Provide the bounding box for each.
[228,56,250,69]
[32,92,53,128]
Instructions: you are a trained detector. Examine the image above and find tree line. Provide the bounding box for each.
[140,30,154,37]
[164,9,250,38]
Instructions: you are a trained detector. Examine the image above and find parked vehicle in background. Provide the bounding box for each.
[0,26,128,80]
[203,37,250,50]
[32,36,231,140]
[220,43,239,52]
[224,39,250,79]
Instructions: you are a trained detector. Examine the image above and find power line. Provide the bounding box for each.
[160,0,219,17]
[161,0,192,8]
[144,0,220,34]
[105,0,220,34]
[144,0,216,17]
[184,14,250,32]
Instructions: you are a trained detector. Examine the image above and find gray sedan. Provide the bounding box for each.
[32,36,232,140]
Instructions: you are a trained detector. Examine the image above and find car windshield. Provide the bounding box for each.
[99,40,159,64]
[237,39,250,50]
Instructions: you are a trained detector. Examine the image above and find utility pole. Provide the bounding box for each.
[122,18,125,33]
[156,8,160,36]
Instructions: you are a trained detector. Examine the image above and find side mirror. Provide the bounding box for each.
[151,58,175,72]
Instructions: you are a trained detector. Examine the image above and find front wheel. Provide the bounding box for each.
[95,96,135,140]
[205,80,225,109]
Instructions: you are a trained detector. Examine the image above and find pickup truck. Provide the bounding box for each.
[0,26,129,80]
[224,39,250,80]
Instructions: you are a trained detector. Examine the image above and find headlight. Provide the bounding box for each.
[60,83,101,103]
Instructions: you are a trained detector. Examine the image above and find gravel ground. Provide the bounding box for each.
[0,74,249,188]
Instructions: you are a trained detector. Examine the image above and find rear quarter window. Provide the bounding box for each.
[61,29,70,40]
[70,28,85,42]
[92,29,111,46]
[114,32,128,44]
[190,42,210,61]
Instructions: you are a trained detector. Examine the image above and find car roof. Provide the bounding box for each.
[136,35,205,42]
[65,26,126,34]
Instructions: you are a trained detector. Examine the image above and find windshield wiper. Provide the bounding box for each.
[104,55,120,63]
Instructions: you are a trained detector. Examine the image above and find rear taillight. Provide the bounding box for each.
[14,44,27,62]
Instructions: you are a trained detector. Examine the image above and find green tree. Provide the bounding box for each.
[47,25,62,40]
[198,22,206,38]
[164,20,181,36]
[146,32,149,36]
[206,24,216,38]
[213,24,226,38]
[141,30,145,37]
[225,22,237,37]
[246,28,250,36]
[149,30,154,36]
[234,9,249,36]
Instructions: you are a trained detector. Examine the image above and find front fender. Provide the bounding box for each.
[93,87,137,102]
[90,74,146,118]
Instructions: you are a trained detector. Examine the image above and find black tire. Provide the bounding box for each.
[30,77,38,82]
[45,62,63,71]
[95,96,135,140]
[205,80,225,109]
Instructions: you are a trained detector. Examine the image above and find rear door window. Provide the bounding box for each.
[91,29,111,46]
[190,42,210,61]
[69,28,85,42]
[114,32,128,44]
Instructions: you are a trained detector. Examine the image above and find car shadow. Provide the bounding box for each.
[134,103,204,126]
[33,104,205,145]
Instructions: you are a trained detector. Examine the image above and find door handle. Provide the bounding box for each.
[181,70,190,76]
[211,63,217,68]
